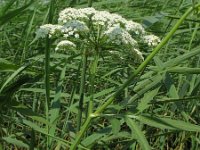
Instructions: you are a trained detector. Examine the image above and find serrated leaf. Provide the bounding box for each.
[136,114,200,132]
[125,117,151,150]
[164,46,200,68]
[2,137,29,148]
[143,12,164,27]
[137,87,160,112]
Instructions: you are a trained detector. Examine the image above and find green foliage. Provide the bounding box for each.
[1,0,200,149]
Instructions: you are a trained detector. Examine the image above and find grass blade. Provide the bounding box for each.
[0,1,34,26]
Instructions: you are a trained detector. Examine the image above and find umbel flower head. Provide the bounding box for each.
[36,7,160,62]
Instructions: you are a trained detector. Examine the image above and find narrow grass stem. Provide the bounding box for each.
[69,3,200,149]
[77,48,87,131]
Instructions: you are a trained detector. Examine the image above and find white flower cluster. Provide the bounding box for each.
[58,7,96,24]
[55,40,76,51]
[36,7,160,61]
[143,35,161,46]
[131,48,144,60]
[104,25,137,46]
[37,24,63,38]
[125,21,145,35]
[62,20,88,38]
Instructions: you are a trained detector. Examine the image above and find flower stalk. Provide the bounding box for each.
[88,51,99,116]
[45,0,56,149]
[77,48,88,132]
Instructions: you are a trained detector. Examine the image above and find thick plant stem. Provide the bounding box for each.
[77,49,87,131]
[69,4,200,150]
[45,37,50,149]
[45,0,55,149]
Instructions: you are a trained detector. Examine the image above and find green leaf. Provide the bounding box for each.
[0,58,18,72]
[164,46,200,68]
[11,103,53,127]
[136,114,200,132]
[110,118,121,135]
[0,75,33,108]
[0,1,35,26]
[0,64,29,93]
[0,0,16,16]
[81,126,112,148]
[49,64,67,145]
[137,87,160,112]
[2,137,29,148]
[0,143,2,150]
[164,73,179,98]
[18,119,83,149]
[142,12,164,27]
[128,74,163,104]
[81,133,105,148]
[167,67,200,74]
[21,119,47,134]
[101,131,131,142]
[93,87,115,99]
[125,117,151,150]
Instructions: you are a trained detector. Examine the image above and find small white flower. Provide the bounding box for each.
[75,34,79,38]
[143,35,161,46]
[68,31,74,36]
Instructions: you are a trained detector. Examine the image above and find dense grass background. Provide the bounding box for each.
[0,0,200,149]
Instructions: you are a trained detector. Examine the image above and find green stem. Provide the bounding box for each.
[88,0,93,7]
[88,52,99,116]
[70,116,92,150]
[77,48,87,131]
[45,36,50,149]
[69,3,200,150]
[45,0,55,149]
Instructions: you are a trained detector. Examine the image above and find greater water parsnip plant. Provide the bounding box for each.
[36,6,161,149]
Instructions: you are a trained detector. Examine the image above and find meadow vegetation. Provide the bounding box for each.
[0,0,200,149]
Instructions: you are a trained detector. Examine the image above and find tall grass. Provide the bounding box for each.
[0,0,200,149]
